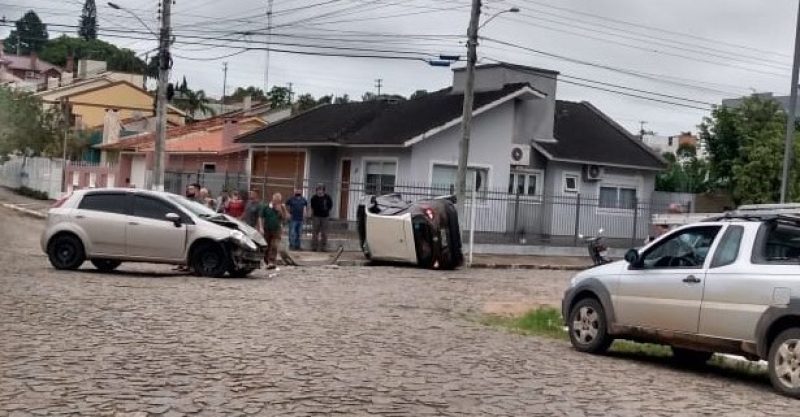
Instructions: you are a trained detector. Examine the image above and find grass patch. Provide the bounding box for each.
[481,308,766,378]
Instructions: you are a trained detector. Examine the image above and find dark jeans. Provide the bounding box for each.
[311,217,328,251]
[264,229,281,265]
[289,220,303,250]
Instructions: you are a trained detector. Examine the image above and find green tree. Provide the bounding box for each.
[700,95,800,204]
[266,86,291,109]
[174,89,215,120]
[655,152,709,194]
[3,11,49,54]
[362,91,378,101]
[410,89,428,100]
[316,95,333,105]
[39,36,146,73]
[78,0,98,40]
[179,76,188,93]
[0,86,62,159]
[228,86,266,102]
[293,93,317,114]
[333,94,350,104]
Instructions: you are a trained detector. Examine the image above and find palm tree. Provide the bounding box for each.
[176,89,216,120]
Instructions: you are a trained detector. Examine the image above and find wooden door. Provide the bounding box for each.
[339,159,351,219]
[251,150,306,200]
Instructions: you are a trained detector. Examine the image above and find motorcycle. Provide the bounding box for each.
[357,193,464,270]
[579,228,610,266]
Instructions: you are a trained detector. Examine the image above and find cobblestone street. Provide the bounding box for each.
[1,204,796,416]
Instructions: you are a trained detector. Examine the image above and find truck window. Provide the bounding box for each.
[710,225,744,268]
[756,222,800,263]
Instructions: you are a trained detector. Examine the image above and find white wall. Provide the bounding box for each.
[0,156,64,199]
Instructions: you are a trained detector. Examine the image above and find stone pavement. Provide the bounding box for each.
[1,205,798,416]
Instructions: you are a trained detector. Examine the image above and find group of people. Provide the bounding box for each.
[185,183,334,270]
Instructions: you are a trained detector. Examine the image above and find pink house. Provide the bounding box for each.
[95,116,266,188]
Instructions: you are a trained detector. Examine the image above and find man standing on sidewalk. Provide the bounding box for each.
[285,188,308,251]
[258,192,288,270]
[310,184,333,252]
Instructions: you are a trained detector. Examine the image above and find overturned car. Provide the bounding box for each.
[357,194,464,269]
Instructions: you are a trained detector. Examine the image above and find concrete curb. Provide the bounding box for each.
[331,259,587,271]
[1,203,46,219]
[469,263,587,271]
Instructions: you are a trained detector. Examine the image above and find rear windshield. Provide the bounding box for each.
[756,222,800,263]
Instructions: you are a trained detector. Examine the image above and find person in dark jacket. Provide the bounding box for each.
[285,189,308,250]
[309,184,333,252]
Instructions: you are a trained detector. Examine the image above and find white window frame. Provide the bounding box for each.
[508,169,544,204]
[597,184,639,215]
[362,157,399,195]
[563,171,580,194]
[429,160,492,204]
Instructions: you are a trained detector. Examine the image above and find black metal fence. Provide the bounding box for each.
[164,173,687,249]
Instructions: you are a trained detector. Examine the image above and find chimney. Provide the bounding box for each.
[102,109,121,144]
[30,52,38,72]
[65,53,74,73]
[222,119,240,148]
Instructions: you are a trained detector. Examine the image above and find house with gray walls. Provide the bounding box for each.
[236,63,666,241]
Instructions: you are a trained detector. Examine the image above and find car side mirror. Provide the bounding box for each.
[165,212,181,227]
[624,248,640,265]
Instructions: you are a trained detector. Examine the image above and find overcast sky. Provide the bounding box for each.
[2,0,798,135]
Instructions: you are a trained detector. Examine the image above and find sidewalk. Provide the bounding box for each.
[289,250,592,270]
[0,186,51,219]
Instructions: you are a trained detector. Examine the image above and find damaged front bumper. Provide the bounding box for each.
[229,243,266,270]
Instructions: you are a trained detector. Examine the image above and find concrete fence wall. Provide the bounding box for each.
[0,156,64,199]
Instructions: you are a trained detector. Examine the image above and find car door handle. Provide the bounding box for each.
[683,275,701,284]
[75,215,85,219]
[128,221,139,226]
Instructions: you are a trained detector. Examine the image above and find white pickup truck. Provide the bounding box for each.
[564,204,800,398]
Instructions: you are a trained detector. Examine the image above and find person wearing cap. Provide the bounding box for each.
[310,184,333,252]
[285,188,309,251]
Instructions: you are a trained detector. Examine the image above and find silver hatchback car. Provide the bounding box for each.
[41,189,266,277]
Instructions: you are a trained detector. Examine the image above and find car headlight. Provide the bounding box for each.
[230,230,257,251]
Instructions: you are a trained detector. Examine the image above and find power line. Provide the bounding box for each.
[516,0,791,59]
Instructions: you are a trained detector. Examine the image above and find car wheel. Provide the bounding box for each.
[47,234,85,270]
[768,328,800,398]
[90,259,121,272]
[228,267,255,278]
[192,243,229,278]
[671,347,713,366]
[568,298,613,354]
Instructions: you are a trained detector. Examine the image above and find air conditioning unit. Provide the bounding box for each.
[509,145,531,166]
[584,164,605,181]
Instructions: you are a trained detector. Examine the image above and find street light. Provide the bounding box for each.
[107,2,158,37]
[108,1,171,191]
[479,7,520,29]
[455,4,519,226]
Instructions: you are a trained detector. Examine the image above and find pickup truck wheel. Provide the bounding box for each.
[568,298,612,354]
[769,328,800,398]
[90,259,121,272]
[671,347,713,366]
[47,234,85,270]
[192,243,228,278]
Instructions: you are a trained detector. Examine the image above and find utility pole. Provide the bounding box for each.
[375,78,383,96]
[455,0,481,216]
[781,0,800,203]
[639,121,647,140]
[287,82,294,104]
[143,51,149,89]
[60,98,70,193]
[264,0,274,98]
[222,61,228,114]
[152,0,172,191]
[16,36,20,55]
